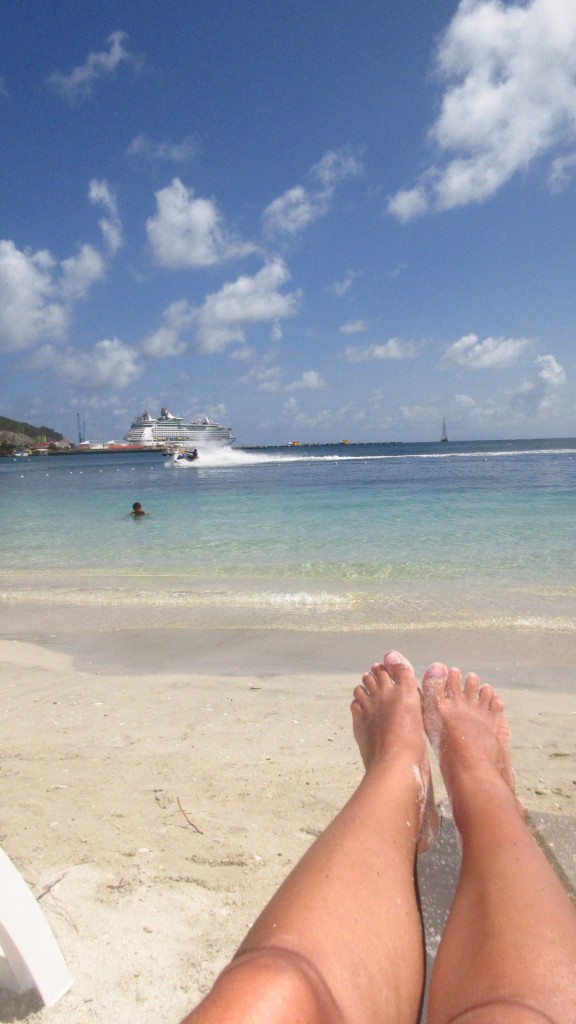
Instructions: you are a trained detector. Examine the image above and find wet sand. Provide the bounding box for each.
[0,594,575,1022]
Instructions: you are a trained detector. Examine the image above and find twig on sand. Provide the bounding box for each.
[37,871,68,901]
[177,796,204,834]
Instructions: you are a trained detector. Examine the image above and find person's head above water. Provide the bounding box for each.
[131,501,147,516]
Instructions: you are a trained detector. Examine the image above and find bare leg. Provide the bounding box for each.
[183,651,435,1024]
[423,663,576,1024]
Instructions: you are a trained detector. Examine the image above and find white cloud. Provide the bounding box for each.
[285,370,326,391]
[508,353,565,414]
[344,338,417,361]
[262,147,363,236]
[229,346,255,362]
[441,332,532,369]
[41,338,141,389]
[262,186,328,236]
[331,270,358,297]
[547,151,576,191]
[0,241,67,352]
[195,259,301,353]
[238,365,284,393]
[282,396,334,430]
[89,180,122,255]
[312,149,363,189]
[388,186,429,222]
[339,319,369,335]
[388,0,576,219]
[0,183,122,354]
[47,31,137,102]
[59,244,105,302]
[451,394,502,424]
[399,404,442,423]
[143,299,194,357]
[535,352,565,387]
[454,392,477,409]
[127,133,199,164]
[147,178,255,268]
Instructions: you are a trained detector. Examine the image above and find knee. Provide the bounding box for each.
[187,946,342,1024]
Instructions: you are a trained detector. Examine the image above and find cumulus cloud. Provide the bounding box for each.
[399,403,442,423]
[195,259,301,352]
[285,370,326,391]
[0,241,67,351]
[142,299,194,356]
[126,133,199,164]
[144,260,301,357]
[147,178,255,268]
[344,338,417,361]
[89,179,122,254]
[36,338,141,389]
[339,320,369,335]
[508,353,566,414]
[454,392,477,409]
[262,147,363,236]
[0,185,122,353]
[440,332,532,369]
[47,31,138,102]
[547,151,576,191]
[535,352,565,387]
[238,364,284,393]
[331,270,358,297]
[388,0,576,219]
[59,244,105,302]
[282,396,334,431]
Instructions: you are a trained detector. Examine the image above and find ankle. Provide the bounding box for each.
[448,774,523,836]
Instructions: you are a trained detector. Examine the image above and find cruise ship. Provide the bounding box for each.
[124,408,235,447]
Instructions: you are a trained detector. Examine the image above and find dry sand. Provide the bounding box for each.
[0,613,575,1022]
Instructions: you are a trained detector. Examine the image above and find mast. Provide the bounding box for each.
[441,418,448,443]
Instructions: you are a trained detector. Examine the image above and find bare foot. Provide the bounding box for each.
[351,650,439,851]
[421,662,518,815]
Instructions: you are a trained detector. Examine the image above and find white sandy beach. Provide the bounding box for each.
[0,603,575,1022]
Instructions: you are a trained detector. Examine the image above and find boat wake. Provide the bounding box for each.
[164,444,576,470]
[164,447,322,469]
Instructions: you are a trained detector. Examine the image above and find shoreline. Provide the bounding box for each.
[1,584,575,690]
[1,570,575,685]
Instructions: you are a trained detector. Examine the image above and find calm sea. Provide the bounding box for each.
[1,439,575,634]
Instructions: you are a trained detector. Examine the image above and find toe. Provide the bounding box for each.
[353,683,370,706]
[421,662,449,700]
[463,672,480,699]
[383,650,416,687]
[479,684,494,706]
[370,663,394,690]
[446,667,462,698]
[361,669,379,695]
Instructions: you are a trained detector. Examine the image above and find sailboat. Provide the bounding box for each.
[440,418,448,443]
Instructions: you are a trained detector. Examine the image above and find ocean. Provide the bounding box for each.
[1,438,575,635]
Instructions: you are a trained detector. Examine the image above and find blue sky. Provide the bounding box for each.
[1,0,576,444]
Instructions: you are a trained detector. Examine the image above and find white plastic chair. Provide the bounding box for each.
[0,848,72,1006]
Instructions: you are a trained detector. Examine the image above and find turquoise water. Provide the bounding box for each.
[1,439,576,632]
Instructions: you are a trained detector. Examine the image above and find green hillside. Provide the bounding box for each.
[0,416,64,441]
